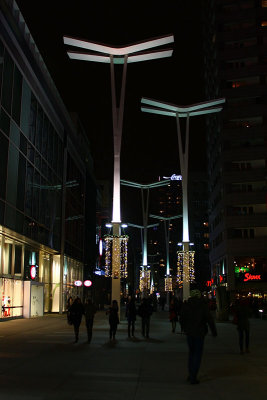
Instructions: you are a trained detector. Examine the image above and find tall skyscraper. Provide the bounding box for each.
[203,0,267,299]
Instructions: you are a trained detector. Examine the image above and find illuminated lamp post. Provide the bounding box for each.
[141,97,225,300]
[150,214,182,303]
[121,179,171,296]
[64,34,174,311]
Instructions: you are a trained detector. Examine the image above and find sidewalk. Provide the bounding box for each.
[0,310,266,399]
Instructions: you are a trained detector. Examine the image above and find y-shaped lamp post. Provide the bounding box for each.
[64,34,174,310]
[141,97,225,300]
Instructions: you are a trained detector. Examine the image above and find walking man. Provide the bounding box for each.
[84,298,97,343]
[180,289,217,384]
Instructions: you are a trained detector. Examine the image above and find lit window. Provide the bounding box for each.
[262,0,267,7]
[261,21,267,26]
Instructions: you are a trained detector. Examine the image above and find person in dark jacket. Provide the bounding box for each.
[106,300,119,341]
[84,298,97,343]
[233,299,251,354]
[69,297,84,343]
[138,298,153,338]
[125,296,137,337]
[180,289,217,384]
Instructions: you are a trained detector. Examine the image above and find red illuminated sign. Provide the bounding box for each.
[206,279,214,287]
[30,265,36,280]
[243,273,261,282]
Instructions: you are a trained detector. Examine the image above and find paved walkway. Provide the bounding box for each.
[0,309,266,399]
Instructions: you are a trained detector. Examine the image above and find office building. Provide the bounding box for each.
[203,0,267,299]
[0,0,96,318]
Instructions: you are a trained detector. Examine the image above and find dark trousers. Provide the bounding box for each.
[142,317,150,338]
[186,335,205,382]
[238,328,249,352]
[73,323,80,342]
[128,320,135,337]
[109,323,117,339]
[86,318,94,343]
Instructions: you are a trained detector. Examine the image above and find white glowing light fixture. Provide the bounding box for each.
[105,223,113,228]
[141,97,225,113]
[99,239,103,256]
[67,49,173,64]
[64,34,174,56]
[74,280,82,287]
[121,224,128,228]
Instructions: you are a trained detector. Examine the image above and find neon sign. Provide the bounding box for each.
[206,279,214,287]
[243,273,261,282]
[163,174,182,181]
[74,280,83,287]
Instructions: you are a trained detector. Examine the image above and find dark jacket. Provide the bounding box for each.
[180,297,217,337]
[84,301,97,321]
[69,300,84,326]
[138,299,153,319]
[126,300,137,322]
[107,305,119,326]
[234,301,251,330]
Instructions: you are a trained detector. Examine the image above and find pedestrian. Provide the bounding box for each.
[69,297,84,343]
[233,298,251,354]
[106,300,119,341]
[66,296,73,325]
[169,298,178,333]
[180,289,217,384]
[138,298,153,338]
[125,296,137,338]
[84,298,97,343]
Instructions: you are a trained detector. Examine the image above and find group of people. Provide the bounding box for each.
[67,291,251,386]
[67,296,97,343]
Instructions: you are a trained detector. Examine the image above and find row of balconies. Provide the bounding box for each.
[222,82,267,98]
[219,42,267,61]
[220,63,267,81]
[223,167,266,183]
[222,145,266,162]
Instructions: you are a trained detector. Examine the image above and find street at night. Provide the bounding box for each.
[1,0,267,396]
[0,310,267,399]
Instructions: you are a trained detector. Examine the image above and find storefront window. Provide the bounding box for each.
[51,255,60,312]
[3,242,12,275]
[14,244,22,275]
[1,278,23,318]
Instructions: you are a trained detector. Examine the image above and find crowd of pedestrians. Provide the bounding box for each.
[66,290,255,385]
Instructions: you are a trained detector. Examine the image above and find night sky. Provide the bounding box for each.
[15,0,206,186]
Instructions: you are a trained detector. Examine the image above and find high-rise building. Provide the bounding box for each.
[203,0,267,299]
[0,0,96,318]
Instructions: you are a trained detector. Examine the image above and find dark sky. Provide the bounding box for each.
[15,0,206,184]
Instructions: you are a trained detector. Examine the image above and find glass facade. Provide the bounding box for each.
[0,39,63,251]
[0,22,88,318]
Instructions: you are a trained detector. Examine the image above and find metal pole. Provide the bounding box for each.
[110,55,128,313]
[176,113,190,300]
